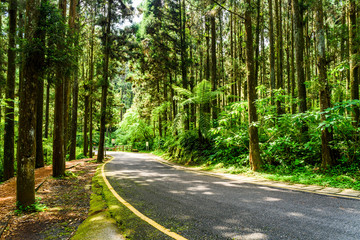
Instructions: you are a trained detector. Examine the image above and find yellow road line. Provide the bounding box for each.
[101,159,188,240]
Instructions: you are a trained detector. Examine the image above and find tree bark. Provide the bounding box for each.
[245,0,263,171]
[180,0,189,130]
[53,0,67,177]
[292,0,307,134]
[17,0,40,207]
[210,2,217,122]
[4,0,17,180]
[69,0,79,161]
[349,0,359,126]
[290,0,296,114]
[35,0,46,169]
[315,0,336,169]
[275,0,284,115]
[83,89,89,157]
[268,0,276,105]
[44,79,50,139]
[97,0,112,163]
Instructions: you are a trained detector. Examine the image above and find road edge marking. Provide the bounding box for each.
[101,158,188,240]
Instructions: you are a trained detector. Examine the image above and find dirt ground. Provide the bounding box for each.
[0,158,99,240]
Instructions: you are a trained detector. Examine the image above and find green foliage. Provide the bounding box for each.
[116,107,153,146]
[15,198,47,215]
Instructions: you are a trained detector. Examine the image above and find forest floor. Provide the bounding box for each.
[0,158,99,240]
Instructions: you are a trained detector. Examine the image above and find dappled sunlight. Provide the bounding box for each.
[286,212,305,217]
[214,224,268,240]
[236,233,268,240]
[89,214,106,222]
[109,204,120,211]
[187,185,211,192]
[263,197,282,202]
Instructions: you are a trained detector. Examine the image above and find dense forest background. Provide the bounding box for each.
[0,0,359,207]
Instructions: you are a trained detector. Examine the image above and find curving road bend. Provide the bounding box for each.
[104,152,360,240]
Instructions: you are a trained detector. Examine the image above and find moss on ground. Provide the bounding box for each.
[72,162,171,240]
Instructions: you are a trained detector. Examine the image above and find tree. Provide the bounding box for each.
[35,0,47,169]
[69,0,80,161]
[292,0,307,134]
[268,0,276,104]
[53,0,67,177]
[245,0,263,171]
[98,0,113,163]
[349,0,359,126]
[3,0,17,180]
[17,0,40,207]
[315,0,336,168]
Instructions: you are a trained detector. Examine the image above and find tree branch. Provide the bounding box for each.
[212,0,245,21]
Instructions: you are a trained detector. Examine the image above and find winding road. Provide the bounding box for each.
[104,152,360,240]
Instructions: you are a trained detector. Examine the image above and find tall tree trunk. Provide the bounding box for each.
[44,78,50,139]
[17,0,40,207]
[83,85,89,156]
[53,0,67,177]
[210,2,217,122]
[89,95,93,158]
[254,0,261,86]
[0,3,4,126]
[245,0,263,171]
[275,0,284,115]
[35,0,46,169]
[268,0,276,105]
[292,0,307,134]
[4,0,17,180]
[88,4,96,158]
[349,0,359,126]
[315,0,336,169]
[69,0,79,161]
[290,0,296,114]
[180,0,189,130]
[97,0,112,163]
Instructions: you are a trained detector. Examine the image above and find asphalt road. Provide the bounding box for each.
[104,152,360,240]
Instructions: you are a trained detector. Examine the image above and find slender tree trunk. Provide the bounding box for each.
[69,0,79,161]
[292,0,307,134]
[4,0,17,180]
[35,0,46,169]
[254,0,261,86]
[97,0,112,163]
[180,0,189,130]
[53,0,67,177]
[315,0,336,169]
[268,0,276,105]
[17,0,40,207]
[35,77,44,168]
[230,1,235,102]
[0,3,4,128]
[349,0,359,125]
[290,0,296,114]
[210,2,217,122]
[88,4,96,158]
[83,90,89,156]
[89,96,93,158]
[275,0,284,115]
[44,78,50,139]
[245,0,263,171]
